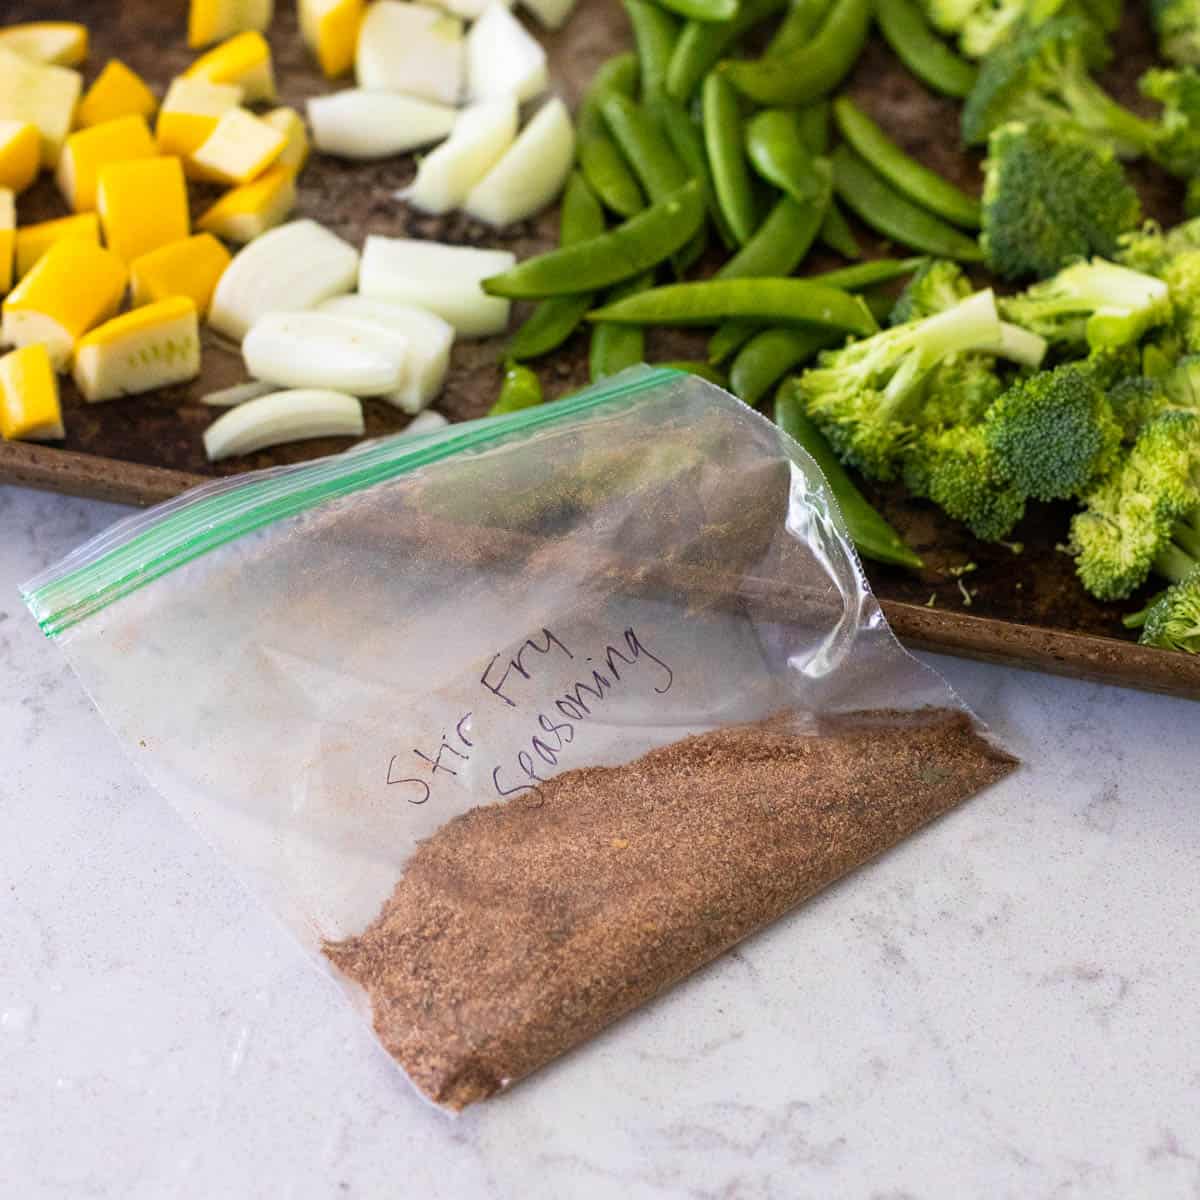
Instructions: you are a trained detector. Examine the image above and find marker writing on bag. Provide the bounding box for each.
[386,714,475,805]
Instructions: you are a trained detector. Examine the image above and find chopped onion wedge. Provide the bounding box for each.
[317,294,453,413]
[464,98,574,226]
[244,311,409,395]
[200,379,276,406]
[404,97,516,215]
[466,4,547,103]
[359,236,514,338]
[356,2,463,106]
[308,90,457,160]
[208,219,360,343]
[204,389,364,460]
[403,409,449,436]
[519,0,577,29]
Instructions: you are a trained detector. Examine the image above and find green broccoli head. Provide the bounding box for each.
[889,260,972,326]
[1141,66,1200,178]
[924,0,1117,60]
[1152,0,1200,66]
[980,122,1142,279]
[920,354,1006,428]
[1139,565,1200,652]
[1109,375,1171,440]
[984,361,1122,500]
[1114,222,1200,353]
[1117,216,1200,273]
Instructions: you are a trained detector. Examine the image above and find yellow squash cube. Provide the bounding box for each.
[73,296,202,402]
[131,233,231,314]
[56,114,157,212]
[2,239,128,368]
[76,60,158,128]
[262,107,309,171]
[98,156,190,263]
[0,120,40,194]
[184,31,276,103]
[190,108,284,185]
[0,22,87,67]
[197,163,296,243]
[156,77,243,159]
[0,189,13,295]
[14,212,100,279]
[0,344,63,440]
[189,0,275,48]
[299,0,364,79]
[0,48,83,167]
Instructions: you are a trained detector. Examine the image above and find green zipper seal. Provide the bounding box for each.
[24,367,683,638]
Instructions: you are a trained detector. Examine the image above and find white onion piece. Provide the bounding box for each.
[464,97,574,226]
[403,409,449,435]
[317,294,453,413]
[403,96,517,215]
[244,311,408,395]
[425,0,507,18]
[359,236,514,338]
[518,0,577,28]
[308,90,457,160]
[356,2,463,106]
[466,4,547,103]
[204,389,364,461]
[200,380,276,407]
[209,219,360,343]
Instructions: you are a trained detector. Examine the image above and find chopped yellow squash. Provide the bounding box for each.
[131,233,231,314]
[0,190,13,296]
[189,0,275,48]
[98,156,190,263]
[156,77,243,159]
[0,120,39,194]
[0,48,83,167]
[190,108,284,185]
[0,344,63,440]
[262,107,309,171]
[77,60,158,128]
[298,0,364,79]
[56,114,157,212]
[73,296,202,402]
[184,31,276,103]
[0,22,87,67]
[14,212,100,279]
[2,239,128,368]
[197,163,296,243]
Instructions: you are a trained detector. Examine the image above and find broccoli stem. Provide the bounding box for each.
[1155,538,1200,584]
[1057,73,1160,158]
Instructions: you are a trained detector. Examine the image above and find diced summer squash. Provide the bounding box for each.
[262,107,309,170]
[0,48,83,167]
[76,61,158,128]
[299,0,365,79]
[157,77,243,160]
[73,296,201,402]
[404,96,516,214]
[308,90,456,159]
[185,31,276,103]
[14,212,101,279]
[519,0,577,29]
[189,0,275,48]
[356,2,463,106]
[466,4,547,103]
[130,233,232,314]
[190,108,285,184]
[0,121,41,194]
[98,156,190,263]
[56,115,157,212]
[2,240,128,368]
[0,344,63,440]
[203,387,363,459]
[0,190,13,296]
[0,22,87,67]
[197,164,297,242]
[208,218,359,341]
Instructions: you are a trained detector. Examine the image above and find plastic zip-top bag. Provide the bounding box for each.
[23,367,1016,1110]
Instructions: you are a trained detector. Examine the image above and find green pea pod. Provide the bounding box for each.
[623,0,680,105]
[654,93,736,248]
[796,101,831,155]
[774,383,924,570]
[666,0,787,102]
[708,320,761,363]
[765,0,834,57]
[702,71,760,245]
[653,0,738,22]
[720,0,870,106]
[658,360,729,386]
[874,0,977,100]
[730,325,838,406]
[578,54,646,218]
[588,277,878,335]
[819,200,861,259]
[483,180,705,299]
[745,109,828,204]
[590,271,655,381]
[717,184,830,280]
[508,173,607,361]
[833,97,980,228]
[488,362,544,416]
[831,145,983,261]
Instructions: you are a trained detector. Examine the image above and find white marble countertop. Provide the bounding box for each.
[3,482,1199,1200]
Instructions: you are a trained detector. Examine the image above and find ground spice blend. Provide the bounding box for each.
[325,708,1016,1110]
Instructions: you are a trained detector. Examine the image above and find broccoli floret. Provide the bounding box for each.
[889,260,973,326]
[1141,66,1200,178]
[924,0,1117,60]
[1152,0,1200,65]
[962,16,1158,155]
[797,290,1004,481]
[921,354,1007,427]
[1117,216,1200,273]
[1138,565,1200,652]
[983,362,1122,500]
[980,122,1142,279]
[999,258,1171,351]
[1116,221,1200,353]
[1109,375,1172,440]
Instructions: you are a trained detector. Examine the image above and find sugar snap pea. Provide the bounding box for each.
[654,94,736,248]
[765,0,833,57]
[731,325,838,407]
[483,180,704,299]
[653,0,738,23]
[488,362,544,416]
[590,272,654,381]
[717,185,830,281]
[831,145,983,261]
[666,0,787,102]
[702,71,760,245]
[796,101,831,155]
[820,201,861,259]
[874,0,977,100]
[745,109,828,204]
[623,0,680,105]
[587,278,878,335]
[578,54,646,218]
[508,173,607,361]
[721,0,870,106]
[832,97,980,229]
[708,321,760,363]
